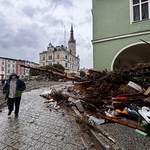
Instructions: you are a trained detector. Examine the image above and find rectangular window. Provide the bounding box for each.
[8,64,10,67]
[142,3,149,19]
[57,55,59,59]
[65,55,67,59]
[133,0,139,4]
[49,56,52,60]
[65,63,67,67]
[43,57,45,61]
[132,0,149,21]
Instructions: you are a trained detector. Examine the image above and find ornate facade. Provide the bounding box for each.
[39,25,80,74]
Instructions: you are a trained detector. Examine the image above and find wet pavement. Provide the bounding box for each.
[0,88,85,150]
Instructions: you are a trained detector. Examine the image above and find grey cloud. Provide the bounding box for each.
[0,0,13,7]
[46,29,65,47]
[0,18,14,48]
[0,34,13,49]
[0,20,49,63]
[45,0,72,8]
[22,6,36,18]
[42,14,64,26]
[85,10,92,22]
[80,53,93,68]
[53,0,72,5]
[13,23,48,48]
[76,36,91,48]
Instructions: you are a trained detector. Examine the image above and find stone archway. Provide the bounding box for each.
[111,43,150,71]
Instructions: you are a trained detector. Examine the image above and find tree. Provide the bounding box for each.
[29,69,40,76]
[40,64,65,81]
[43,64,65,73]
[80,71,86,77]
[52,64,65,72]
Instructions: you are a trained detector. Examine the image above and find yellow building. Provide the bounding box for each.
[39,25,80,74]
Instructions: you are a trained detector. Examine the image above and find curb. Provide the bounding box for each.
[89,129,124,150]
[89,129,111,150]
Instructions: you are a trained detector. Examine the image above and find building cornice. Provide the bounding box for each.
[92,30,150,44]
[40,49,79,59]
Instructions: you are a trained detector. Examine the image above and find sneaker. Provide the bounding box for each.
[8,111,11,116]
[15,114,18,118]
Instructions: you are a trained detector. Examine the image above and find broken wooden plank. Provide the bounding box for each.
[97,112,145,132]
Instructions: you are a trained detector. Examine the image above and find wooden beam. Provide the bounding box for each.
[97,112,145,131]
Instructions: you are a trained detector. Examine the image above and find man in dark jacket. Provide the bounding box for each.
[3,73,26,118]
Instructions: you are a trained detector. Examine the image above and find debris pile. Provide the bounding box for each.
[40,64,150,137]
[74,64,150,103]
[22,64,150,138]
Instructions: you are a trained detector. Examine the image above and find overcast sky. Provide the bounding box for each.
[0,0,92,69]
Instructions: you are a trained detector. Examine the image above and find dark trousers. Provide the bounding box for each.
[7,97,21,115]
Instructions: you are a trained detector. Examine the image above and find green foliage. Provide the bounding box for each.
[42,65,51,70]
[29,69,40,76]
[39,64,65,81]
[52,64,65,72]
[36,76,42,81]
[23,77,28,81]
[43,64,65,73]
[80,71,86,77]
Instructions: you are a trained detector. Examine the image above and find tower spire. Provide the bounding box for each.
[69,24,75,43]
[68,24,76,56]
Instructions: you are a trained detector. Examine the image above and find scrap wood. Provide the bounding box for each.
[72,106,82,119]
[20,64,83,82]
[89,124,116,144]
[76,111,116,143]
[71,106,116,145]
[109,95,147,102]
[114,92,144,97]
[40,87,69,101]
[69,95,107,105]
[40,94,52,99]
[87,69,107,80]
[113,110,139,121]
[73,64,150,105]
[52,91,69,101]
[95,127,116,143]
[144,97,150,103]
[85,110,122,120]
[144,86,150,95]
[97,112,145,132]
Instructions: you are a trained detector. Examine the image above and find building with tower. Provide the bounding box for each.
[39,25,80,74]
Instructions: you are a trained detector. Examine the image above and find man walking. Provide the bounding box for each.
[3,73,26,118]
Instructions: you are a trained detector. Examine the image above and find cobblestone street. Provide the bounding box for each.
[0,88,85,150]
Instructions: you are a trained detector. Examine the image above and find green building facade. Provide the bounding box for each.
[92,0,150,71]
